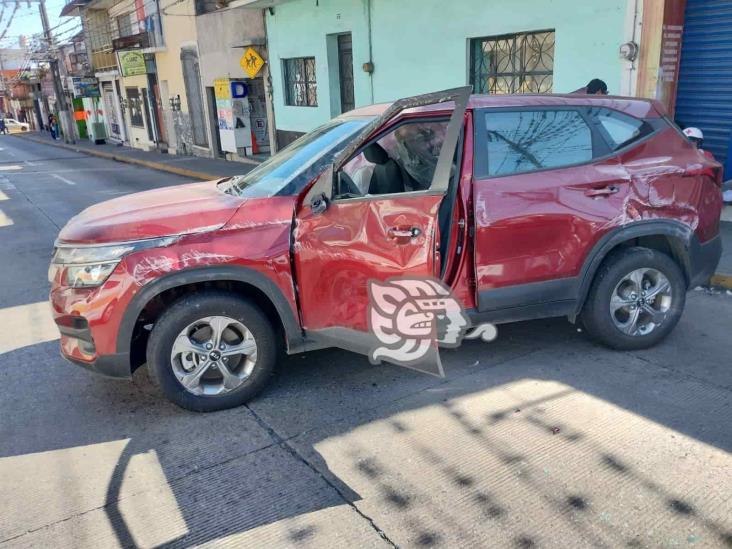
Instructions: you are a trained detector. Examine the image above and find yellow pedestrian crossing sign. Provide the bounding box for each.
[240,47,265,79]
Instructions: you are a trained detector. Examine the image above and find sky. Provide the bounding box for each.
[0,0,78,49]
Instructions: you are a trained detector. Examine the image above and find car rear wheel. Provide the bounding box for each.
[147,292,276,412]
[580,247,686,350]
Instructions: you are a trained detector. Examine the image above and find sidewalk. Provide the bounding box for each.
[712,213,732,288]
[13,131,264,181]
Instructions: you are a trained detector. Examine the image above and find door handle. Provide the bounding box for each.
[388,227,422,239]
[585,185,620,198]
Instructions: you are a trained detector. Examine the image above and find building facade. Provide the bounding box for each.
[54,0,732,176]
[260,0,641,146]
[195,2,275,158]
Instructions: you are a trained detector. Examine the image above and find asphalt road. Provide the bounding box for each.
[0,135,731,549]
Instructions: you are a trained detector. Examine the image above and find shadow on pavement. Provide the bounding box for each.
[1,294,731,547]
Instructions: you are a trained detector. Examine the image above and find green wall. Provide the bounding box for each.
[266,0,629,134]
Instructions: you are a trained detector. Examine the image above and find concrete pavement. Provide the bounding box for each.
[712,218,732,288]
[0,135,731,548]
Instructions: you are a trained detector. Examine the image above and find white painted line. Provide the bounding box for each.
[0,190,9,201]
[0,165,22,171]
[51,173,76,186]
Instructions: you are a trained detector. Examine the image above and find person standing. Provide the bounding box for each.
[571,78,609,95]
[48,114,57,140]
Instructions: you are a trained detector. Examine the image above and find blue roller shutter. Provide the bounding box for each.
[676,0,732,168]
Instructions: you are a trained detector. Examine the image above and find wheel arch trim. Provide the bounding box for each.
[573,219,695,318]
[116,265,304,361]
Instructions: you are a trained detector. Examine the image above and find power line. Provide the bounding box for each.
[0,2,19,42]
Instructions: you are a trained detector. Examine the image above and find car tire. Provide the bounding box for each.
[147,291,277,412]
[580,246,686,350]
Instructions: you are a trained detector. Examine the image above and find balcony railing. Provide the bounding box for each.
[90,50,117,72]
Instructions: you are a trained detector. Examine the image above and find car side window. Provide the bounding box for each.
[483,110,593,177]
[588,108,649,150]
[336,120,448,198]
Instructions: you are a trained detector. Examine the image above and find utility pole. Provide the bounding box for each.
[0,52,7,116]
[37,0,75,143]
[0,0,76,142]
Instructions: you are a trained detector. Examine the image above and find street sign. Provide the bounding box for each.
[214,78,231,100]
[70,77,101,98]
[118,51,146,77]
[240,47,265,79]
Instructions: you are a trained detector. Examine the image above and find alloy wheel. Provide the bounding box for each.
[170,315,258,396]
[610,268,673,337]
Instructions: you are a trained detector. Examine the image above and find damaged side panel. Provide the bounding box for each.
[472,121,721,314]
[52,196,300,363]
[617,129,722,242]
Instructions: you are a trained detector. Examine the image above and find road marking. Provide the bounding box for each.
[0,209,13,227]
[0,165,22,171]
[51,173,76,186]
[8,167,139,175]
[0,190,9,201]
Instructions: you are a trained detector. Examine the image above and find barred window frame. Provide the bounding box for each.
[283,56,318,107]
[470,29,555,95]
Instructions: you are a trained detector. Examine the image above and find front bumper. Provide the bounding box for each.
[56,316,132,378]
[64,352,132,379]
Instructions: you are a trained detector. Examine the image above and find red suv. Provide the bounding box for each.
[49,88,723,411]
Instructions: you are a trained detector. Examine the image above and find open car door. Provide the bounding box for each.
[292,86,470,375]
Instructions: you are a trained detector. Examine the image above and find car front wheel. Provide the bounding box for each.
[580,247,686,350]
[147,292,277,412]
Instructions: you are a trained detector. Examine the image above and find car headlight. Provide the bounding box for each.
[50,236,179,288]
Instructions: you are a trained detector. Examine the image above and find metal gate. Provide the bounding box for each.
[338,33,355,113]
[676,0,732,167]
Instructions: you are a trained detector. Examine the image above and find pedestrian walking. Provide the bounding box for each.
[683,127,718,162]
[48,114,57,140]
[0,118,6,135]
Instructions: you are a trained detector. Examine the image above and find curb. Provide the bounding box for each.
[11,133,245,181]
[711,273,732,291]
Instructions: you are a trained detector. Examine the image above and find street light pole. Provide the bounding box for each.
[37,0,75,143]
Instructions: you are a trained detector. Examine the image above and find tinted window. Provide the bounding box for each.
[483,110,592,176]
[589,108,647,150]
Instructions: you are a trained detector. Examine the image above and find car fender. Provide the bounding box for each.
[573,219,697,318]
[116,265,305,358]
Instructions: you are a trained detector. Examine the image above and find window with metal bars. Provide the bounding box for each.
[283,57,318,107]
[470,30,555,95]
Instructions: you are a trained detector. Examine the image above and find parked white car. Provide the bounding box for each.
[4,118,30,133]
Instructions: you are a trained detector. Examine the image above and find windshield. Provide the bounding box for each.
[225,117,373,198]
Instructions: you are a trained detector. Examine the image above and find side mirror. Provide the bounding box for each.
[310,192,328,215]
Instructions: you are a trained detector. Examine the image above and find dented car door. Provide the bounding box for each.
[293,87,471,359]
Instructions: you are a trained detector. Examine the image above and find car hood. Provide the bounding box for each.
[58,180,246,244]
